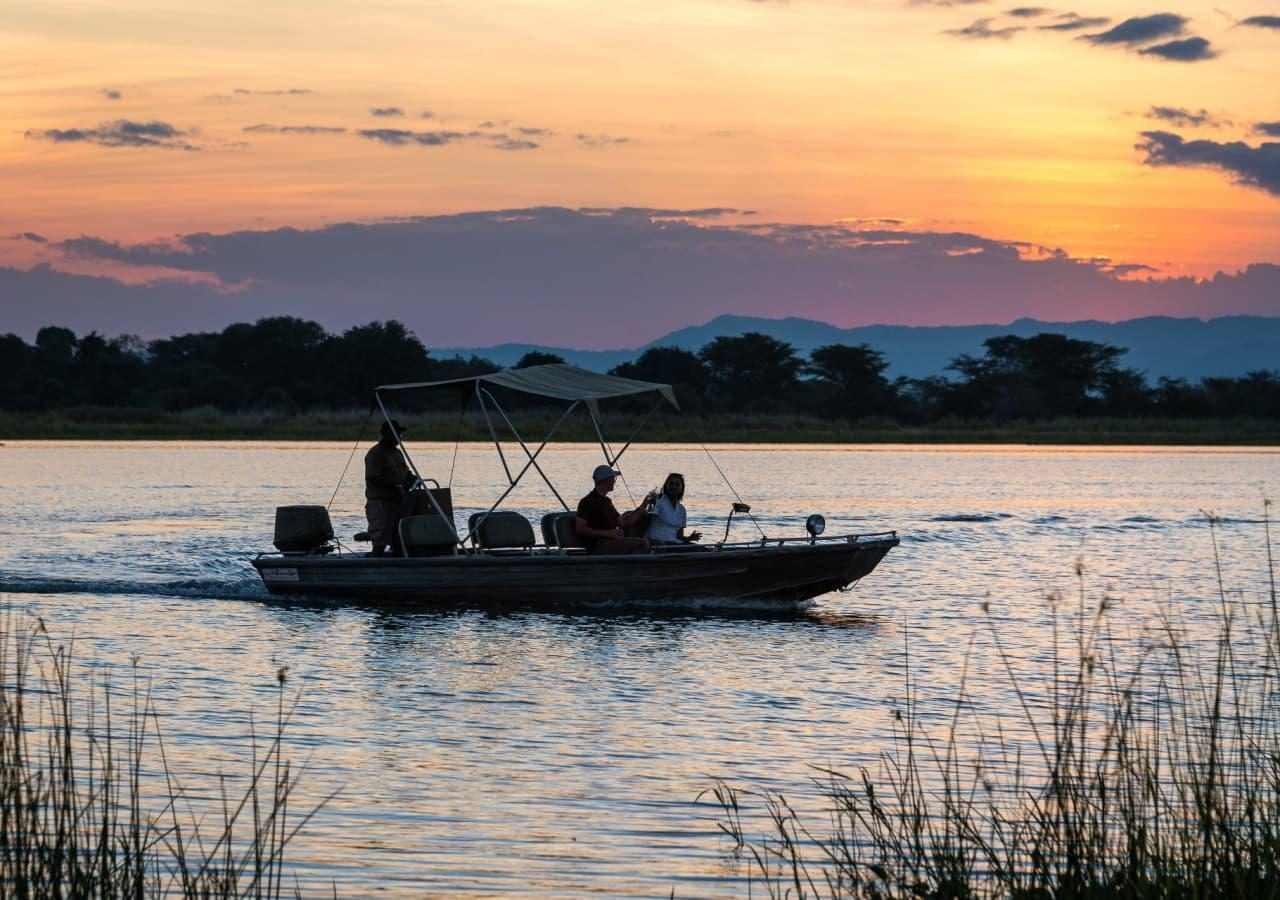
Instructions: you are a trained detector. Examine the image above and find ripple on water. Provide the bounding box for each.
[0,442,1275,895]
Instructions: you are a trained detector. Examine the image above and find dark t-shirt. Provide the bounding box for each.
[576,490,620,549]
[364,440,411,500]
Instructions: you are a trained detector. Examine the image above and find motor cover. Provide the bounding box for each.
[273,505,334,552]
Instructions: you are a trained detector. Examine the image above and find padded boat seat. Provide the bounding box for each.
[545,511,583,549]
[399,515,459,557]
[541,512,564,546]
[467,511,535,549]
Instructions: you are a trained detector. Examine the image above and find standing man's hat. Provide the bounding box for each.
[380,419,407,438]
[592,464,621,482]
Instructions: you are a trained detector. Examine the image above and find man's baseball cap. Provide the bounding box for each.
[592,464,621,482]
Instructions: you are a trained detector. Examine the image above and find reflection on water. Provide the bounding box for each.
[0,441,1276,895]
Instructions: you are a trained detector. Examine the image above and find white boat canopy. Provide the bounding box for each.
[376,363,680,413]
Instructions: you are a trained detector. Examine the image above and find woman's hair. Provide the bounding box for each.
[662,472,685,503]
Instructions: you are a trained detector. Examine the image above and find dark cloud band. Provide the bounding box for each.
[24,120,196,150]
[1137,130,1280,196]
[1083,13,1186,45]
[1138,36,1216,61]
[1146,106,1225,128]
[945,17,1022,38]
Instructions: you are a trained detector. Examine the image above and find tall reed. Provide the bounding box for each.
[0,611,326,897]
[706,507,1280,898]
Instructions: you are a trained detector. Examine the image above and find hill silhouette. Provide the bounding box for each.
[434,314,1280,380]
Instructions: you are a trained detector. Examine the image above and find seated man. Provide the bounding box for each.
[575,465,655,555]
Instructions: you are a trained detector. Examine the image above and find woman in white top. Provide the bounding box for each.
[645,473,702,545]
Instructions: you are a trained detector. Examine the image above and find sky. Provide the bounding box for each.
[1,0,1278,347]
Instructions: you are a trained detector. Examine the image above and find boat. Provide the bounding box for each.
[251,365,899,609]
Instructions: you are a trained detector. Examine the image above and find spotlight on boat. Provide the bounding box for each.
[722,502,753,544]
[806,514,826,539]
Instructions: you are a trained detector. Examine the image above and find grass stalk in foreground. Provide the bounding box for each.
[0,612,329,897]
[705,505,1280,898]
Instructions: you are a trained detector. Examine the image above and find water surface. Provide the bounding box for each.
[0,441,1276,895]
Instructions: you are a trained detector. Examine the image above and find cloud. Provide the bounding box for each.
[576,133,631,148]
[24,120,197,150]
[517,127,554,137]
[1137,130,1280,195]
[9,232,48,243]
[490,136,540,151]
[1257,122,1280,137]
[233,88,313,96]
[13,207,1274,351]
[420,111,435,119]
[1039,11,1109,30]
[101,88,121,101]
[945,17,1023,37]
[357,128,479,147]
[1239,15,1280,29]
[371,107,405,117]
[1138,36,1217,60]
[909,0,989,6]
[1146,106,1227,128]
[242,123,348,135]
[1083,13,1186,45]
[1006,6,1048,16]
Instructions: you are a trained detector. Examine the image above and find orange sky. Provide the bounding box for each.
[2,0,1277,281]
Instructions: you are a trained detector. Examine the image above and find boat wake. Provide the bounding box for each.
[0,572,269,602]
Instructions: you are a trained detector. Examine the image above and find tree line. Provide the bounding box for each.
[3,317,1278,421]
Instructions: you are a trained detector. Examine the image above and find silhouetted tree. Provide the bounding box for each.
[33,326,77,408]
[805,343,897,419]
[610,346,707,411]
[514,351,565,369]
[1152,377,1211,418]
[945,334,1137,420]
[73,332,146,406]
[1203,370,1280,418]
[700,332,801,413]
[326,320,430,406]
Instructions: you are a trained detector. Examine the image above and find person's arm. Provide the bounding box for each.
[619,490,658,527]
[576,516,622,541]
[675,502,701,542]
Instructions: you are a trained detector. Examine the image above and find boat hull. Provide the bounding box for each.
[251,536,898,608]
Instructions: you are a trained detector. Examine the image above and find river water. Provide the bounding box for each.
[0,441,1276,896]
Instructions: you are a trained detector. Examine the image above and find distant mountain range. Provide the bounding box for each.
[433,315,1280,381]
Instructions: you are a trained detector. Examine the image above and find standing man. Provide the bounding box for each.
[365,419,415,556]
[575,464,655,555]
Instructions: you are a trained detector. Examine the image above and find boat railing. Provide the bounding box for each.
[710,531,898,551]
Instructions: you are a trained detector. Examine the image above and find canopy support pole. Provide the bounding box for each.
[481,388,571,512]
[607,397,664,471]
[465,400,580,546]
[475,381,514,485]
[374,391,423,482]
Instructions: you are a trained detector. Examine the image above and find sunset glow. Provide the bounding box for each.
[2,0,1278,342]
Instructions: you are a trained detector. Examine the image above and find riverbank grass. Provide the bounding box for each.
[0,612,325,896]
[707,510,1280,898]
[2,407,1278,443]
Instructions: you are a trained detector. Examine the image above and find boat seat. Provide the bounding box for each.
[546,511,583,549]
[467,511,535,549]
[540,512,565,546]
[398,515,459,557]
[401,486,453,520]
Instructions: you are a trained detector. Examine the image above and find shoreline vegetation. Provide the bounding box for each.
[6,320,1279,447]
[0,611,325,896]
[704,512,1280,898]
[2,408,1279,444]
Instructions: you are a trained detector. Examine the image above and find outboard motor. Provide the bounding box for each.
[273,505,334,553]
